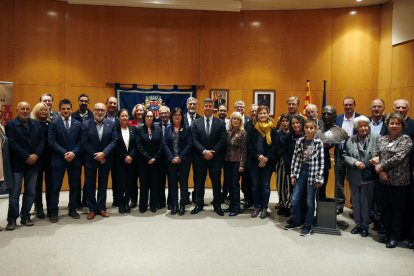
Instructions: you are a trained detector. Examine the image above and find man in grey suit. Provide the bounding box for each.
[40,93,60,121]
[191,98,227,216]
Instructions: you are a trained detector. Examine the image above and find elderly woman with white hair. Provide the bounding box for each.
[343,115,378,237]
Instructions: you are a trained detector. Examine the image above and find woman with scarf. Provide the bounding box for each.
[247,105,280,219]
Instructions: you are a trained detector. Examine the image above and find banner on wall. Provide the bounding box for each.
[0,81,13,198]
[115,84,197,120]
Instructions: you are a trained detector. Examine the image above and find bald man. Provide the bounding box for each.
[6,102,45,230]
[81,103,117,220]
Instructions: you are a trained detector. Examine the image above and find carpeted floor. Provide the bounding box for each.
[0,189,413,276]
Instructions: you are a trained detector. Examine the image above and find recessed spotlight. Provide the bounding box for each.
[251,21,260,27]
[47,11,58,17]
[356,0,363,2]
[350,10,357,15]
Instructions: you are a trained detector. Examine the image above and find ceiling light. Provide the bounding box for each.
[350,10,357,15]
[251,21,260,27]
[356,0,363,2]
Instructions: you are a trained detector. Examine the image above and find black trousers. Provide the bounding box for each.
[138,161,160,210]
[241,167,253,204]
[35,160,52,212]
[166,159,191,207]
[158,159,168,206]
[111,166,119,205]
[115,162,135,207]
[49,165,81,214]
[194,157,222,209]
[381,184,409,240]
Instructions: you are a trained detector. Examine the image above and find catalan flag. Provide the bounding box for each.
[302,80,311,116]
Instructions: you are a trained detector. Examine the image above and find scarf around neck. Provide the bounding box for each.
[255,121,273,145]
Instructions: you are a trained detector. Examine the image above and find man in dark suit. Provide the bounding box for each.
[48,99,82,223]
[81,103,117,220]
[72,93,93,208]
[104,96,120,208]
[191,98,227,216]
[157,105,172,209]
[40,93,60,120]
[370,98,387,136]
[237,101,255,209]
[5,102,45,230]
[334,96,361,214]
[72,93,94,122]
[183,97,201,204]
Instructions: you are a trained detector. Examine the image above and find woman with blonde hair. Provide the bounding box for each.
[247,106,280,219]
[30,102,51,219]
[223,112,247,216]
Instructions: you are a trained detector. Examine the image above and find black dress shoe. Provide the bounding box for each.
[229,211,239,217]
[215,208,225,216]
[130,202,138,208]
[119,205,125,214]
[69,209,80,219]
[49,213,59,223]
[171,206,178,215]
[139,208,147,213]
[407,241,414,249]
[178,206,185,216]
[6,221,16,231]
[259,209,268,219]
[223,208,231,213]
[386,239,398,248]
[351,226,362,234]
[251,208,260,218]
[190,205,203,214]
[36,209,45,219]
[21,218,34,227]
[243,202,253,209]
[150,208,157,213]
[125,205,131,213]
[378,235,390,244]
[360,229,369,237]
[157,203,166,209]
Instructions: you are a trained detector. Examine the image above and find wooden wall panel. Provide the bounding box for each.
[65,4,111,88]
[14,0,65,85]
[111,7,158,84]
[378,1,393,91]
[157,9,200,84]
[200,11,243,89]
[390,42,414,89]
[0,0,15,82]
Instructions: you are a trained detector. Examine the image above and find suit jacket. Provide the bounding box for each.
[405,117,414,141]
[335,112,361,135]
[191,117,227,162]
[136,125,163,162]
[114,126,137,167]
[163,124,193,162]
[72,109,93,122]
[50,110,60,121]
[370,115,388,136]
[343,134,378,185]
[6,118,45,172]
[183,113,201,129]
[81,118,117,168]
[48,116,82,168]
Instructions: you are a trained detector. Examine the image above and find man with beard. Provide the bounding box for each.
[72,94,93,122]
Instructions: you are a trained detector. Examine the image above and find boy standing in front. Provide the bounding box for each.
[284,118,324,236]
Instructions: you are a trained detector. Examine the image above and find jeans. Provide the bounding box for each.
[291,168,316,226]
[8,169,38,222]
[249,165,272,209]
[223,161,241,212]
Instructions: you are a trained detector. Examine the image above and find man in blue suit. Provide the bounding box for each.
[334,97,361,214]
[82,103,117,220]
[5,102,45,230]
[48,99,82,223]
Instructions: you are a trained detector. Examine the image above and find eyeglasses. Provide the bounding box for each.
[94,109,106,112]
[146,115,154,118]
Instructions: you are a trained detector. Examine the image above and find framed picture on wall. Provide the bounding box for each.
[210,89,229,111]
[254,90,275,115]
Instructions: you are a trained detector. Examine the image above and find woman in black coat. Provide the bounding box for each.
[114,109,137,214]
[136,109,163,213]
[163,107,193,215]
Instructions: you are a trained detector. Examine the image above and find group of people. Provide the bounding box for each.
[1,93,414,250]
